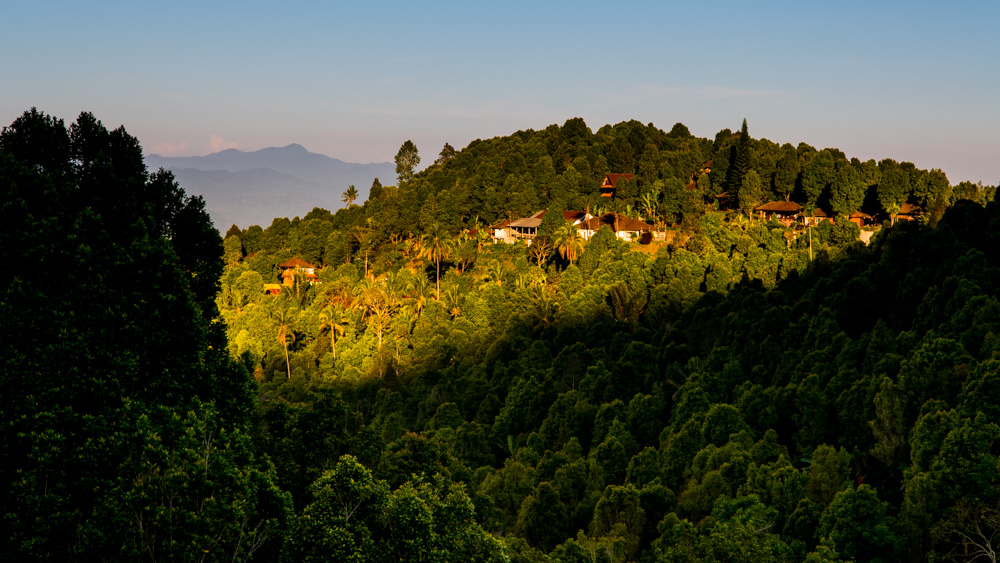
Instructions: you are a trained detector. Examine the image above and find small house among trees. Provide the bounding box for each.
[561,210,590,224]
[492,210,595,244]
[802,207,831,226]
[492,211,547,243]
[754,201,803,226]
[895,202,924,222]
[849,211,874,227]
[507,216,543,242]
[490,218,512,242]
[578,212,652,241]
[279,258,318,287]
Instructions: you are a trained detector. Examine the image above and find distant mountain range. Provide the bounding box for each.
[145,144,395,230]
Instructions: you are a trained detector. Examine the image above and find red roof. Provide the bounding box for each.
[899,203,923,215]
[279,257,317,269]
[601,173,635,188]
[562,210,588,222]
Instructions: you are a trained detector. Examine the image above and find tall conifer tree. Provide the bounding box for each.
[725,119,751,194]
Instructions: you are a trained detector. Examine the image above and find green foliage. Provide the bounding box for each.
[287,457,506,563]
[877,158,909,218]
[395,140,420,185]
[1,108,280,560]
[738,169,765,216]
[802,150,835,212]
[817,485,901,562]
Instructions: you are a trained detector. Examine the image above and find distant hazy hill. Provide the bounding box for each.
[145,144,395,229]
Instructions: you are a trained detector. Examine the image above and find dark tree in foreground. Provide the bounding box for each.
[0,108,290,561]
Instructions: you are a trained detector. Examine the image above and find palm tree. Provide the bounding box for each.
[318,305,350,361]
[471,215,492,253]
[476,228,492,254]
[368,309,392,353]
[606,281,647,328]
[352,218,377,276]
[383,269,405,307]
[273,308,295,378]
[484,260,507,287]
[553,223,585,265]
[420,223,454,300]
[342,185,359,207]
[406,274,432,316]
[443,285,463,319]
[405,235,422,261]
[640,192,659,223]
[527,287,560,336]
[356,283,395,354]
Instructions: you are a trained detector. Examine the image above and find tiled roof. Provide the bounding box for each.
[754,201,803,213]
[509,217,542,228]
[279,257,317,269]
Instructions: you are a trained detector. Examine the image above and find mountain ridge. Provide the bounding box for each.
[144,144,395,230]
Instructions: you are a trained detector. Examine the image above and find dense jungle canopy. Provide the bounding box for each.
[3,108,1000,562]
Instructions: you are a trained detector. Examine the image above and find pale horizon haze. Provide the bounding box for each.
[3,1,998,185]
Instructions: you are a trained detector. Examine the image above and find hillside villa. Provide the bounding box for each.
[491,209,652,244]
[279,257,318,286]
[753,201,803,226]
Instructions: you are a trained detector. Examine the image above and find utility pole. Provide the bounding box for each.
[808,222,813,262]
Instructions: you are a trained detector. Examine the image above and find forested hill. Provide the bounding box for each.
[212,116,1000,561]
[270,117,992,243]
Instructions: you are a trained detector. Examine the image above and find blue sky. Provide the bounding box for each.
[3,1,997,184]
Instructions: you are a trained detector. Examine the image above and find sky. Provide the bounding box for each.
[3,1,998,184]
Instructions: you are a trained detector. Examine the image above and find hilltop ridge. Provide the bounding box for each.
[145,144,395,229]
